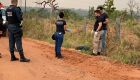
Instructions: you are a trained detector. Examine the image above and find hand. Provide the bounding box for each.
[20,21,23,26]
[0,31,2,34]
[94,31,98,36]
[91,30,93,34]
[66,29,72,32]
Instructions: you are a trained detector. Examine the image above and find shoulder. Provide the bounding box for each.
[62,20,66,25]
[62,20,66,23]
[17,7,21,10]
[6,6,16,11]
[103,13,109,18]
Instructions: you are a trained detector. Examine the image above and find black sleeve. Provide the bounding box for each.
[104,13,109,19]
[98,17,102,23]
[63,20,66,25]
[15,7,23,22]
[0,10,3,23]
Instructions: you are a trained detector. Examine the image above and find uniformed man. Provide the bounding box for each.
[6,0,30,62]
[0,8,3,58]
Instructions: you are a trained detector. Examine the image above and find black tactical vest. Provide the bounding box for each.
[6,5,20,24]
[0,10,3,24]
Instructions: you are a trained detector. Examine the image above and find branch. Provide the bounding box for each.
[35,1,49,8]
[51,0,56,4]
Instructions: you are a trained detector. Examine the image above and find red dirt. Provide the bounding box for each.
[0,37,140,80]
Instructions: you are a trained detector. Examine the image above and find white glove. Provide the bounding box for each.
[66,29,72,32]
[94,31,98,36]
[91,30,93,34]
[0,31,2,34]
[3,21,6,24]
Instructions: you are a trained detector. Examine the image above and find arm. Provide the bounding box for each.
[103,18,109,24]
[64,25,67,31]
[96,22,102,32]
[64,21,67,31]
[103,14,109,24]
[15,7,23,23]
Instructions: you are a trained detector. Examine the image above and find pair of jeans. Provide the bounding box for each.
[101,30,107,52]
[8,30,23,54]
[55,32,64,56]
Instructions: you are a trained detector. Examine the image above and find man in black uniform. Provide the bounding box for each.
[0,8,3,58]
[6,0,30,62]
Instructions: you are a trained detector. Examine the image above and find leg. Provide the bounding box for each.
[15,32,30,62]
[0,53,1,58]
[15,34,23,53]
[9,32,15,53]
[57,33,63,56]
[97,32,102,55]
[93,31,101,55]
[101,30,107,52]
[55,33,63,58]
[9,32,19,61]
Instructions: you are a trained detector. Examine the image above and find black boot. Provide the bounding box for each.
[19,53,30,62]
[55,53,63,59]
[0,53,2,58]
[11,53,19,61]
[97,52,101,55]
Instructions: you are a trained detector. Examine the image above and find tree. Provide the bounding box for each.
[128,0,136,18]
[88,6,94,20]
[135,3,140,17]
[35,0,59,15]
[103,0,116,15]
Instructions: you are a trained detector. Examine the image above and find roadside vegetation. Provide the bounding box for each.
[23,0,140,66]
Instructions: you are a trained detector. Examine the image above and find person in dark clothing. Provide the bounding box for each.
[0,9,3,58]
[54,12,67,58]
[6,0,30,62]
[0,9,3,34]
[92,10,103,55]
[97,6,109,53]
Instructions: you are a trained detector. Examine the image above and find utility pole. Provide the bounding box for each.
[25,0,27,13]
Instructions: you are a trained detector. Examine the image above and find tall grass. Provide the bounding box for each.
[23,11,140,66]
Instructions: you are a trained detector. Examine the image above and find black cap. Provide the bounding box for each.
[97,6,104,10]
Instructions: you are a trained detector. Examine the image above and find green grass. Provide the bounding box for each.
[22,13,140,66]
[110,51,140,66]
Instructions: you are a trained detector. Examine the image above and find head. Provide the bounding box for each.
[59,12,64,18]
[94,10,101,17]
[97,6,104,13]
[11,0,18,6]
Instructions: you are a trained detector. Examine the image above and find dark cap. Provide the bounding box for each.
[97,6,104,10]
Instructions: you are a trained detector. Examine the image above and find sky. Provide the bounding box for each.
[0,0,140,10]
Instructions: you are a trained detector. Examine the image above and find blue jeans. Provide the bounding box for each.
[101,30,107,52]
[55,32,64,56]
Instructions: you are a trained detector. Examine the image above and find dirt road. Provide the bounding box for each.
[0,37,140,80]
